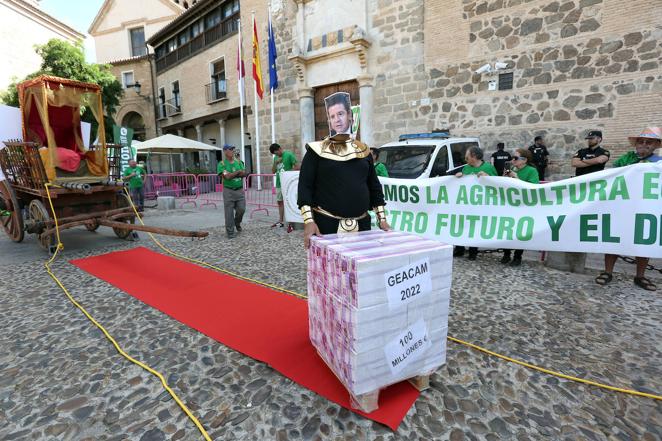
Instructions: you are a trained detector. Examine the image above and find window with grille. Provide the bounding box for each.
[172,81,181,109]
[130,27,146,57]
[210,59,226,101]
[498,72,514,91]
[158,88,166,118]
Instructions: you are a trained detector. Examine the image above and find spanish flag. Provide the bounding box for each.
[252,17,264,100]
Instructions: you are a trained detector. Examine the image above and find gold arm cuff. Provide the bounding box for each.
[301,205,314,224]
[374,206,387,222]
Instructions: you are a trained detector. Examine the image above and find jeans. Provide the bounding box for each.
[223,187,246,236]
[130,187,144,211]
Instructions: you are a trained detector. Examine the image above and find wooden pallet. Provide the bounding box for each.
[315,348,433,413]
[349,374,431,413]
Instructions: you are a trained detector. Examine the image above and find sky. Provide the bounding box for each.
[39,0,105,63]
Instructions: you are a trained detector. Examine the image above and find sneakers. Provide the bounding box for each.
[235,224,242,233]
[287,224,294,233]
[271,222,284,228]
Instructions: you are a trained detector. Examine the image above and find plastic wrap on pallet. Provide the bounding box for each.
[308,230,453,399]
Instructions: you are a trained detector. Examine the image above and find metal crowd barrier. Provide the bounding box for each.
[196,173,224,209]
[245,173,277,218]
[145,173,198,208]
[142,173,278,214]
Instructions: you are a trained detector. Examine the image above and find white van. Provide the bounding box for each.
[377,133,481,179]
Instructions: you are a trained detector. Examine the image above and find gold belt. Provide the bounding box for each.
[313,207,368,234]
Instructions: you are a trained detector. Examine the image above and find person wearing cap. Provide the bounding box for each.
[571,130,610,176]
[595,127,662,291]
[528,135,550,181]
[491,142,511,177]
[217,144,247,238]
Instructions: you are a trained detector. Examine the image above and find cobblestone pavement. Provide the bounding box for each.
[0,214,661,440]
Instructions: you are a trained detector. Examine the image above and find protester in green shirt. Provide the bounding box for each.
[453,146,497,260]
[270,143,298,231]
[217,144,247,238]
[501,148,540,266]
[596,127,662,291]
[123,159,145,211]
[370,148,389,177]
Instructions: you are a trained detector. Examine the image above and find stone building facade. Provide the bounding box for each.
[147,0,264,173]
[89,0,185,149]
[260,0,662,179]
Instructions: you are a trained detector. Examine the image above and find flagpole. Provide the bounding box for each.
[238,18,246,164]
[269,4,276,144]
[252,11,262,190]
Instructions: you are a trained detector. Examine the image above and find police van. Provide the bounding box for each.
[377,132,481,179]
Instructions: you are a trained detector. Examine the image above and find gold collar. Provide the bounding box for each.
[306,135,370,161]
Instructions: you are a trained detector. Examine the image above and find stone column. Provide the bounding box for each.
[195,124,206,169]
[175,129,184,169]
[298,87,315,156]
[357,74,375,147]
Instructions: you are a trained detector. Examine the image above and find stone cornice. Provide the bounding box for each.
[288,36,373,83]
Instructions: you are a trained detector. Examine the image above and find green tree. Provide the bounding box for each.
[0,39,123,142]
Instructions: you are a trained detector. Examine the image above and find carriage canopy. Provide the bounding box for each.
[18,75,108,181]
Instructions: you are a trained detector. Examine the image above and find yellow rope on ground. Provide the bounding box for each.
[121,188,661,403]
[44,184,212,441]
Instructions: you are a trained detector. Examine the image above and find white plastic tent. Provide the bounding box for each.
[133,133,221,153]
[133,133,222,173]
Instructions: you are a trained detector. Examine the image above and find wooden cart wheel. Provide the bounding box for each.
[28,199,55,251]
[0,181,25,243]
[113,193,136,239]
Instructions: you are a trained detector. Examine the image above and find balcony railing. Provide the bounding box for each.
[154,12,240,74]
[166,97,182,117]
[205,80,227,103]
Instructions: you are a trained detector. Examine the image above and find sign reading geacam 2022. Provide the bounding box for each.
[384,258,432,310]
[112,125,135,174]
[282,164,662,258]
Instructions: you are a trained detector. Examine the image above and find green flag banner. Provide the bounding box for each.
[113,125,135,174]
[282,164,662,258]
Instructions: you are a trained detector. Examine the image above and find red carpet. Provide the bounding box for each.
[71,247,419,429]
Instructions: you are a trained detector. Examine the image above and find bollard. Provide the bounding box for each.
[157,196,176,210]
[544,251,587,274]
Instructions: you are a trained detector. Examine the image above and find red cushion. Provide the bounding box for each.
[56,147,81,172]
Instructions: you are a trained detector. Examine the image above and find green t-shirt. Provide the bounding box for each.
[274,150,297,188]
[462,161,497,176]
[374,162,389,177]
[217,159,245,190]
[613,151,659,167]
[515,165,540,183]
[123,166,145,189]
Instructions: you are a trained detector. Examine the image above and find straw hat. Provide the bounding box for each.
[628,127,662,144]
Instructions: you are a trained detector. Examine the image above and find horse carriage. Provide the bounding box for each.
[0,75,205,252]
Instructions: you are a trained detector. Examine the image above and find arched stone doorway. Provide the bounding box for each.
[121,111,146,141]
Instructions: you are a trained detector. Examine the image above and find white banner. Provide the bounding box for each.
[282,164,662,258]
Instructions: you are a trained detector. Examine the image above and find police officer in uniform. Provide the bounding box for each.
[571,130,610,176]
[490,142,512,176]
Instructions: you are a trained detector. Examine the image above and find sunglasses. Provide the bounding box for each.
[514,156,527,161]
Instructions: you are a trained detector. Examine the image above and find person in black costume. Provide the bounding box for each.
[298,92,390,248]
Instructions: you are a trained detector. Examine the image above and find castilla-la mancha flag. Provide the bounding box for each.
[252,17,264,99]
